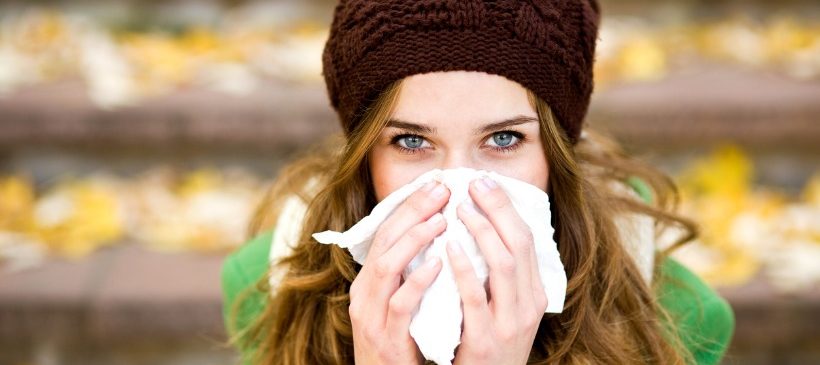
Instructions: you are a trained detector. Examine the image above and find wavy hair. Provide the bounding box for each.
[229,78,698,364]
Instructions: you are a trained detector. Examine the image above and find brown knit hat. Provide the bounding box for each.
[322,0,600,144]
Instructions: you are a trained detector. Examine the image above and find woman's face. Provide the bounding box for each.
[368,71,549,202]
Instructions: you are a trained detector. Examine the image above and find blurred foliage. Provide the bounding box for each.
[1,8,818,105]
[0,167,266,269]
[670,145,820,292]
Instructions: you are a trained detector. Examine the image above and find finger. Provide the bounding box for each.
[529,241,548,312]
[368,181,450,262]
[456,202,517,320]
[530,256,548,313]
[469,177,536,309]
[370,213,446,302]
[385,256,442,340]
[446,240,491,333]
[519,225,543,310]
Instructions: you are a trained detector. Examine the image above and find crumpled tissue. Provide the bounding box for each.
[312,167,566,365]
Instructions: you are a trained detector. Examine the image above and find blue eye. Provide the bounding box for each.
[491,132,516,147]
[400,135,424,149]
[389,133,430,154]
[485,131,524,153]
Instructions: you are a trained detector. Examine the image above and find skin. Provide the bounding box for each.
[348,71,550,364]
[369,70,548,198]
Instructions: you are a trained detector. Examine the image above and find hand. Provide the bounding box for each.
[349,181,450,365]
[446,177,548,365]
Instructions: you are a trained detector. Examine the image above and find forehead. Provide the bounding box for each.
[390,71,537,126]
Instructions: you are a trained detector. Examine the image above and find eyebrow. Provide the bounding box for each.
[385,115,538,136]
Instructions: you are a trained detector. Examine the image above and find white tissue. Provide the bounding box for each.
[312,167,566,365]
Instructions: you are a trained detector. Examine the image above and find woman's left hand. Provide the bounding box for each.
[447,176,549,365]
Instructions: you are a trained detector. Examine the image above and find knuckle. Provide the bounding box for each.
[348,303,362,322]
[406,196,429,217]
[405,225,428,243]
[463,288,487,306]
[376,345,396,361]
[496,255,516,276]
[496,325,517,343]
[371,232,387,249]
[534,291,548,312]
[388,296,410,316]
[348,290,360,307]
[349,279,362,297]
[520,231,535,249]
[370,232,395,256]
[511,237,532,257]
[373,258,395,279]
[473,219,495,237]
[472,341,492,357]
[510,230,533,249]
[521,229,534,243]
[404,272,425,292]
[526,312,544,329]
[362,324,380,343]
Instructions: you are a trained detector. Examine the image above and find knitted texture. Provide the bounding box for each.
[321,0,600,144]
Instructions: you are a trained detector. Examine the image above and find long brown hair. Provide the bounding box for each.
[229,78,698,364]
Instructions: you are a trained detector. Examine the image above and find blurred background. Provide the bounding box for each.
[0,0,817,364]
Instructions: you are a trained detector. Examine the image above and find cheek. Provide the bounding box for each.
[369,151,430,202]
[534,155,550,191]
[536,160,549,191]
[524,142,550,191]
[491,149,549,191]
[529,149,549,190]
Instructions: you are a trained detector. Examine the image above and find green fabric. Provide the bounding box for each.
[221,230,273,365]
[627,175,654,204]
[221,178,735,364]
[656,257,735,364]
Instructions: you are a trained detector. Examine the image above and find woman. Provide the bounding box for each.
[222,1,735,364]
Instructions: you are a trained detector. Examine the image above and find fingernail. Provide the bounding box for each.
[481,177,497,190]
[426,212,443,225]
[459,202,477,215]
[426,256,440,268]
[447,240,462,254]
[422,181,436,192]
[431,184,447,198]
[473,178,490,193]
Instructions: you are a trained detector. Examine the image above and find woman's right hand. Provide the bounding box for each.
[349,180,450,365]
